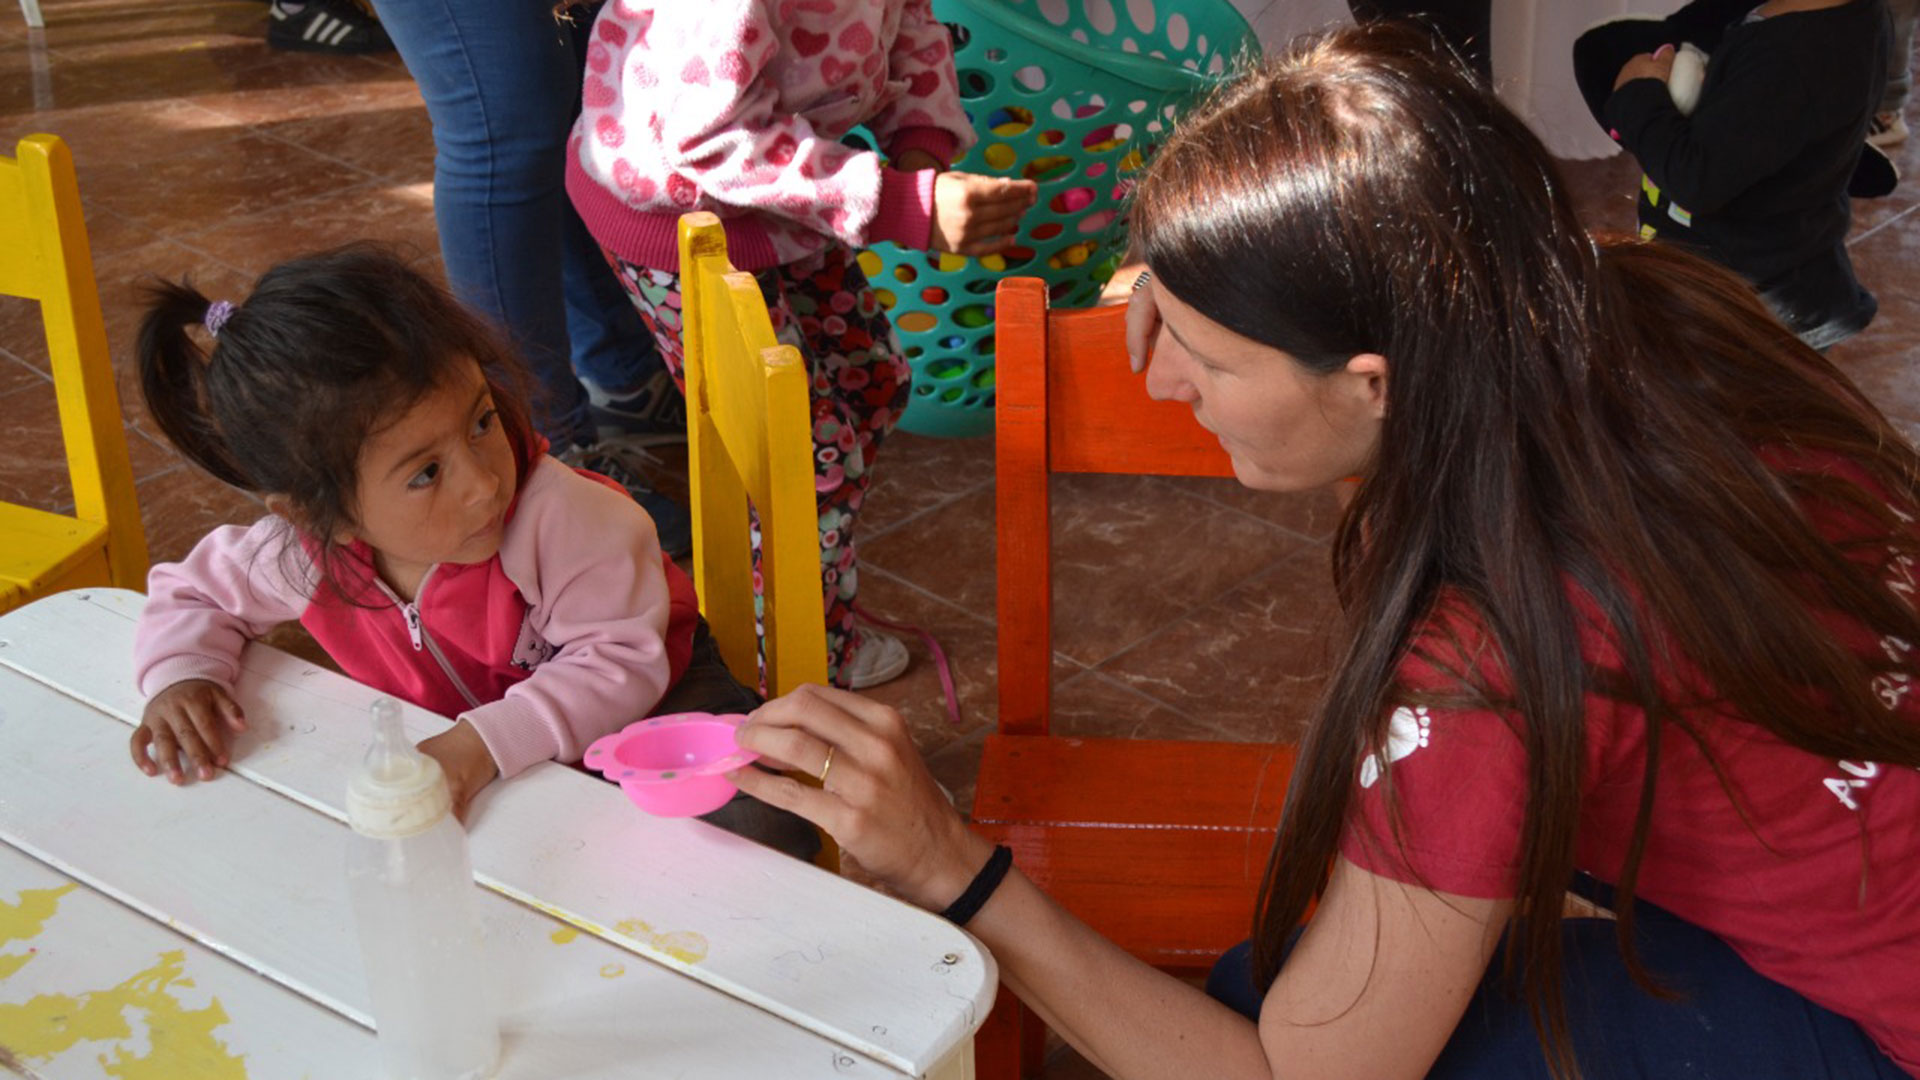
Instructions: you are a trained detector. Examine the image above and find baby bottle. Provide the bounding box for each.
[345,697,500,1080]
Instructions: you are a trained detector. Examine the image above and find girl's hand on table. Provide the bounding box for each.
[419,720,499,824]
[133,678,246,784]
[729,684,995,910]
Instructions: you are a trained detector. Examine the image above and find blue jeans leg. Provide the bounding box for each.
[367,0,593,446]
[563,206,660,395]
[1207,891,1905,1079]
[557,10,660,397]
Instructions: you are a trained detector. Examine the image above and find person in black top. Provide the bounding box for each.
[1576,0,1891,349]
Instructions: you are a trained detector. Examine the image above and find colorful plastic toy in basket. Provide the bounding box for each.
[866,0,1257,437]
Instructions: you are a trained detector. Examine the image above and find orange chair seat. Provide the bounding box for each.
[974,734,1294,971]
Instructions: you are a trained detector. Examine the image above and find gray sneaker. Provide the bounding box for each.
[556,440,693,558]
[586,370,687,447]
[843,628,910,690]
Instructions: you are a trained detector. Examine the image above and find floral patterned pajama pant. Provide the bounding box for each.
[607,246,911,689]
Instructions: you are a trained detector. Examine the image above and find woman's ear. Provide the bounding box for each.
[1344,352,1390,420]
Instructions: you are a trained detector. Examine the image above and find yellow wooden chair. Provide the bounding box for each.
[0,133,147,614]
[678,211,826,696]
[677,212,837,868]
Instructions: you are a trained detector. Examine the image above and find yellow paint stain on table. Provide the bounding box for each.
[0,949,246,1079]
[612,918,709,965]
[599,963,625,979]
[2,884,79,981]
[519,896,708,966]
[1,883,76,949]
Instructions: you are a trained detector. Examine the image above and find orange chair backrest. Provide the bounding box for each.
[993,276,1234,736]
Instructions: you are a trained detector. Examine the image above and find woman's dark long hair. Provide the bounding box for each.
[1132,22,1920,1077]
[137,243,536,597]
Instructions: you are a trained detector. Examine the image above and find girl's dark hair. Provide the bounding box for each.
[137,243,535,595]
[1133,22,1920,1078]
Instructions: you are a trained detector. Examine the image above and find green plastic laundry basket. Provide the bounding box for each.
[862,0,1257,438]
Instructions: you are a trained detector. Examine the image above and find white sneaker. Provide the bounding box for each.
[1868,110,1910,151]
[844,628,910,690]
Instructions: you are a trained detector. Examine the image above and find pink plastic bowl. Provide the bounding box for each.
[584,712,759,817]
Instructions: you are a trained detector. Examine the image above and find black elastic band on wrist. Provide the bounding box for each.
[939,844,1013,927]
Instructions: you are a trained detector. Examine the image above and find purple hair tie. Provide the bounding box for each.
[203,300,236,338]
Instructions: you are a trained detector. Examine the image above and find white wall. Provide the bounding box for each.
[1222,0,1684,158]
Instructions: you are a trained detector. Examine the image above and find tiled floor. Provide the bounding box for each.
[3,4,1916,1077]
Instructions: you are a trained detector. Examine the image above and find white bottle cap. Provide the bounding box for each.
[346,697,452,839]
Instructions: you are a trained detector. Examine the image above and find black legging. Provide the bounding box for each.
[1348,0,1494,78]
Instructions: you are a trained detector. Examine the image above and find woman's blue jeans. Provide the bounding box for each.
[1207,880,1907,1079]
[368,0,651,447]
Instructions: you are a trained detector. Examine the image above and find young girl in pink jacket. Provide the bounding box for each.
[567,0,1036,689]
[129,245,814,857]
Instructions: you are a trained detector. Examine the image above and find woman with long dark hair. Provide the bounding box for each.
[727,21,1920,1079]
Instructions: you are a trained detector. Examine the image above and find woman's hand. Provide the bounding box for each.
[729,684,993,910]
[1099,262,1149,305]
[931,171,1039,257]
[1614,43,1676,90]
[418,720,499,823]
[1124,268,1162,374]
[132,678,246,784]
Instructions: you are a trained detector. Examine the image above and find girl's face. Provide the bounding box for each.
[1142,281,1387,492]
[343,359,519,591]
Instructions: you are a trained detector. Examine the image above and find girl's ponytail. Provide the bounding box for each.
[131,244,538,603]
[136,280,252,491]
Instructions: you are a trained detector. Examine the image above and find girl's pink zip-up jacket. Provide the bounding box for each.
[134,455,697,779]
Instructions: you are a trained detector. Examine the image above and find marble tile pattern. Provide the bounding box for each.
[1,4,1914,1076]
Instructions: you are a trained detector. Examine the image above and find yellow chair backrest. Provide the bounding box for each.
[0,133,147,613]
[678,211,827,697]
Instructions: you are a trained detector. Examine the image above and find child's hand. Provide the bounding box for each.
[1614,43,1675,90]
[418,720,500,824]
[931,171,1039,257]
[133,679,246,784]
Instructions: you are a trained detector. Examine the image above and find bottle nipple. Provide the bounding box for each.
[347,697,451,839]
[366,697,415,783]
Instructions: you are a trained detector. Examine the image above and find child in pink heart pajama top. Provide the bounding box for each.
[566,0,1034,688]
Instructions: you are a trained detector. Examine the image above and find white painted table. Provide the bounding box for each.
[0,589,993,1079]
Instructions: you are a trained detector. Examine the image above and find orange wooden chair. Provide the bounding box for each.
[0,133,147,613]
[971,276,1300,1078]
